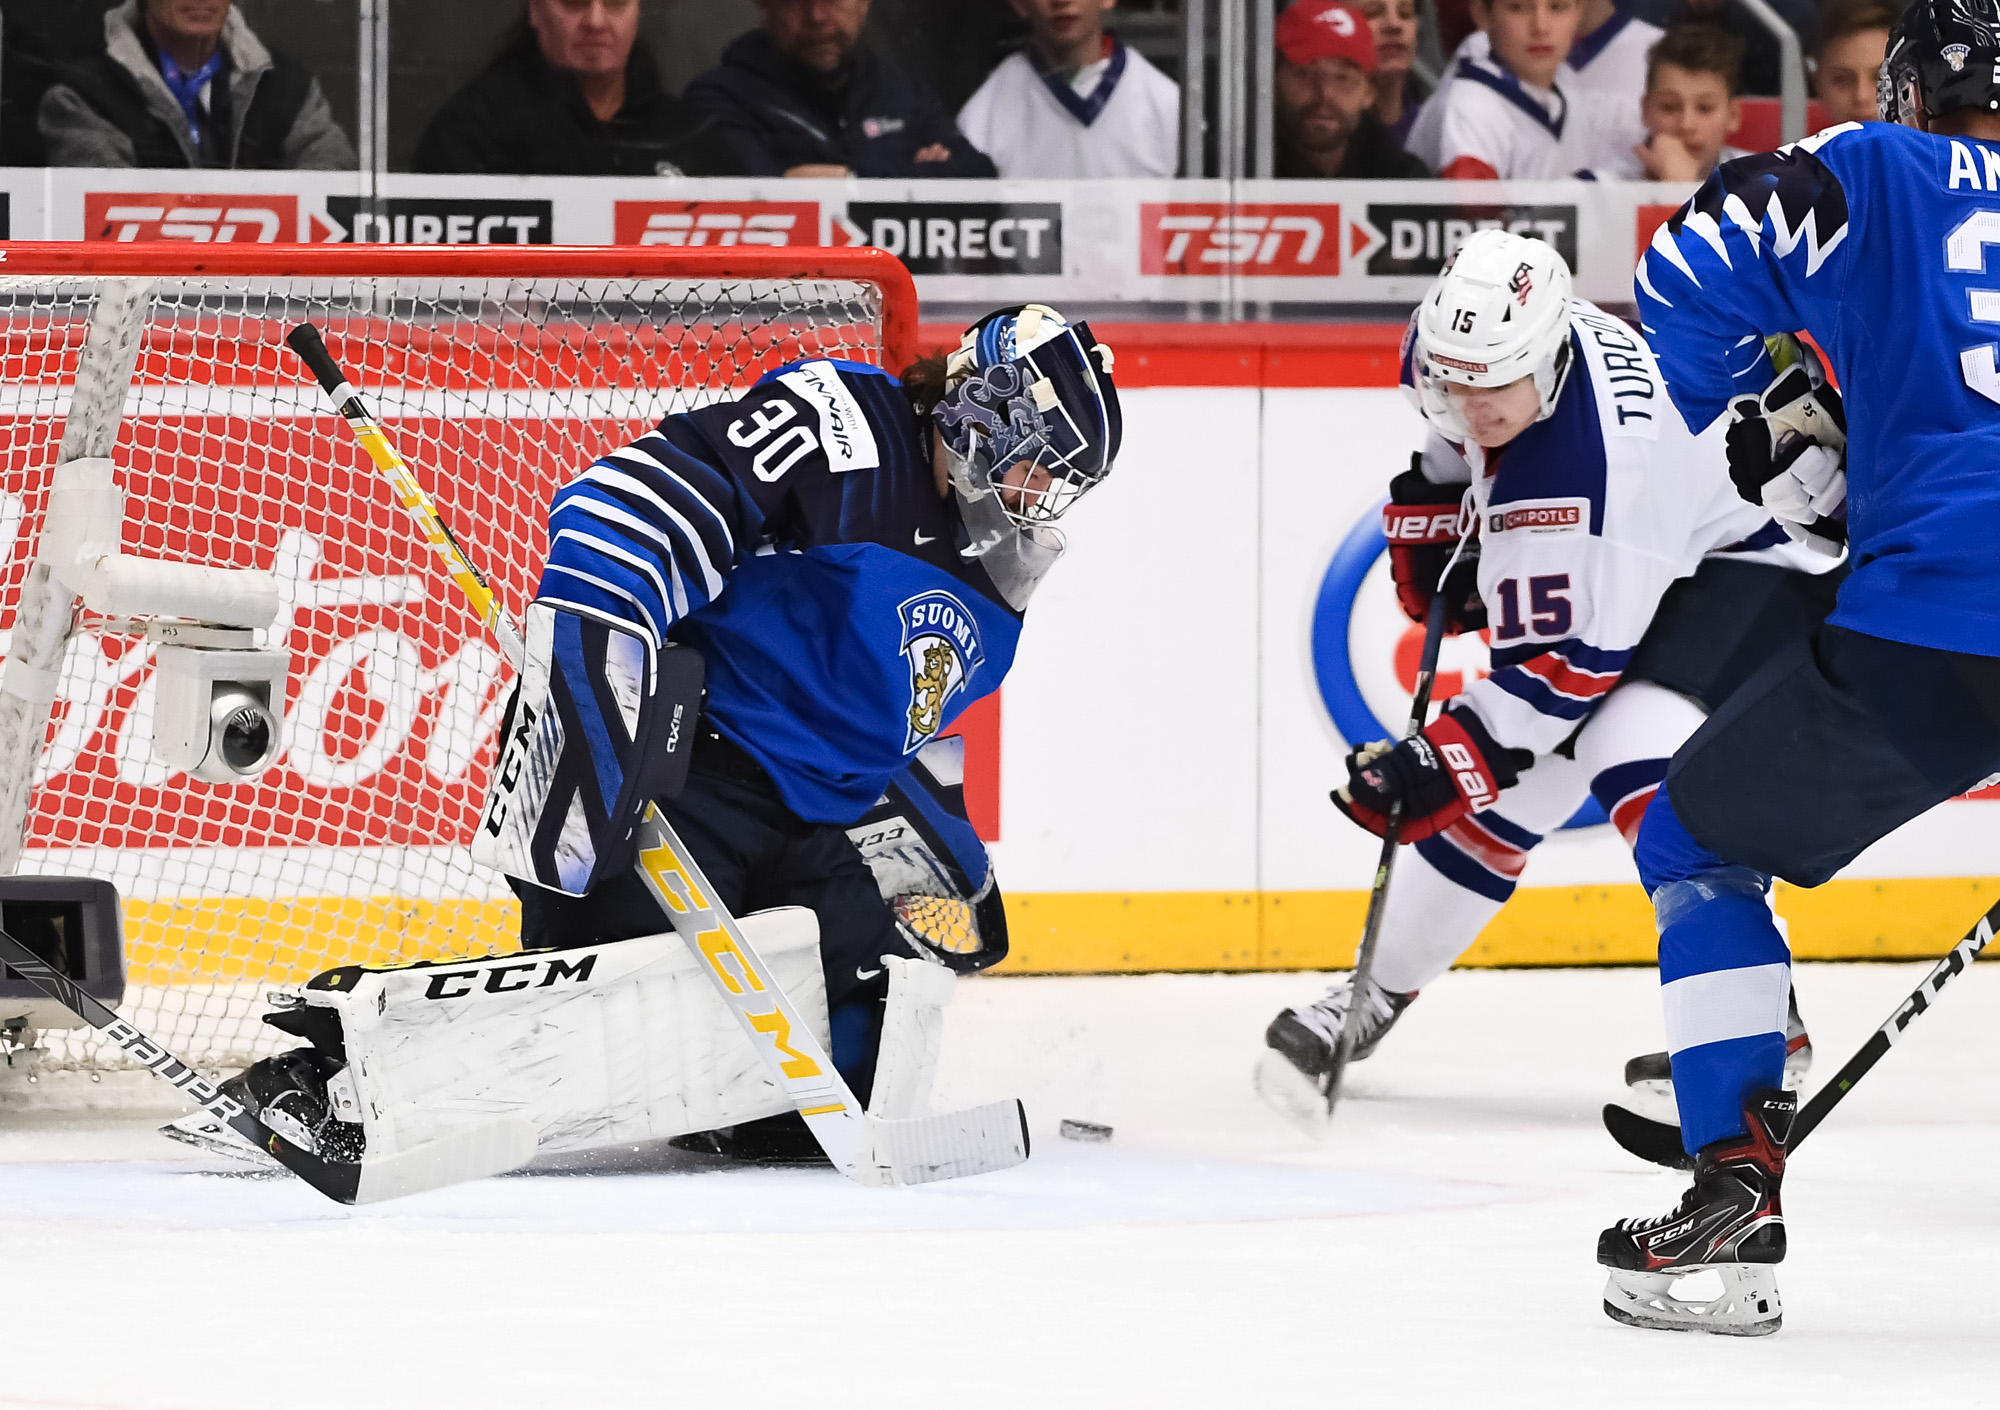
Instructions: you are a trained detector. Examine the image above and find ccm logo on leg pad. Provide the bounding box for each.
[423,953,598,1000]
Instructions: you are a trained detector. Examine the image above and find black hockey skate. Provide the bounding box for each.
[1254,977,1416,1131]
[161,1048,365,1166]
[1598,1088,1794,1337]
[1605,988,1811,1169]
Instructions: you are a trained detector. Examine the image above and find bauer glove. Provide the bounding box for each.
[1725,349,1848,559]
[1383,458,1483,634]
[1331,706,1532,843]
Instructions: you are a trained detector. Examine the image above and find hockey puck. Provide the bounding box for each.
[1059,1118,1112,1142]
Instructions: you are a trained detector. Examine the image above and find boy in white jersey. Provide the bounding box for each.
[1433,0,1582,178]
[956,0,1180,178]
[1255,231,1840,1121]
[1411,0,1656,174]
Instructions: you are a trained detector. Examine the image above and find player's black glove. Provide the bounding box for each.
[1330,706,1532,843]
[1724,360,1848,558]
[1383,457,1483,634]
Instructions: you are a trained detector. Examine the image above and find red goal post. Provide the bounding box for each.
[0,242,919,1074]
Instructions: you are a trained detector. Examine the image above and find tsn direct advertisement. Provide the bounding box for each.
[2,168,1682,307]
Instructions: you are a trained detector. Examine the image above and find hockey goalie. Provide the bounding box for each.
[169,304,1123,1182]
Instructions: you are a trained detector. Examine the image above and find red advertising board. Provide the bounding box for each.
[613,201,820,248]
[83,193,299,243]
[1140,202,1344,277]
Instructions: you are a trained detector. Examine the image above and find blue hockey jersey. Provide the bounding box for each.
[1636,121,2000,657]
[536,359,1030,823]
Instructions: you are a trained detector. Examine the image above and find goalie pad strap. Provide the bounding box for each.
[472,599,703,895]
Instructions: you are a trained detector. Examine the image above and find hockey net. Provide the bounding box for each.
[0,245,916,1076]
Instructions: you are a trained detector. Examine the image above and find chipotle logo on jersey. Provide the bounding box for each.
[613,200,819,247]
[1487,498,1588,535]
[85,193,298,242]
[1139,203,1347,277]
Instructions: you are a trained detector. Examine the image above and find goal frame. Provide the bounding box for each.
[0,242,921,374]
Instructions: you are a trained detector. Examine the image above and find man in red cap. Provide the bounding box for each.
[1275,0,1430,177]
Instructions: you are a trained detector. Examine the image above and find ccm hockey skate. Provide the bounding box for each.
[1598,1088,1793,1337]
[1254,976,1416,1130]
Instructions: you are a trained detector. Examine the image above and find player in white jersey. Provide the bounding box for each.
[1256,229,1840,1121]
[956,0,1180,179]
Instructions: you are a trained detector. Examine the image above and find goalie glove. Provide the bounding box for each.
[1331,706,1532,843]
[1725,339,1848,559]
[1382,458,1483,634]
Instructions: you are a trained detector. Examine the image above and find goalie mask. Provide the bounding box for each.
[1408,229,1575,443]
[933,304,1122,531]
[1881,0,2000,129]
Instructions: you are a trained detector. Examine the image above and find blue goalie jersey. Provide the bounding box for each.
[535,359,1029,823]
[1636,120,2000,657]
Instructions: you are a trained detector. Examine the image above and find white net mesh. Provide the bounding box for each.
[0,270,888,1072]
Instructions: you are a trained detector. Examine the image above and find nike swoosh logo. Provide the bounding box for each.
[914,530,936,545]
[855,967,884,981]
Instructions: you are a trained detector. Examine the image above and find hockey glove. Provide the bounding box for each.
[1383,458,1483,634]
[1331,706,1531,843]
[1725,354,1848,558]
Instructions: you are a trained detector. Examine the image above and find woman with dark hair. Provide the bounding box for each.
[414,0,741,176]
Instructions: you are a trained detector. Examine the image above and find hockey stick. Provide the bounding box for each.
[0,922,534,1203]
[286,324,1027,1187]
[1602,898,1999,1168]
[1324,588,1450,1121]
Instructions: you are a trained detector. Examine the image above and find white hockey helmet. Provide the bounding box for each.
[1411,229,1575,439]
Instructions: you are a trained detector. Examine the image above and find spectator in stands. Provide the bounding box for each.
[414,0,741,175]
[957,0,1179,178]
[1357,0,1431,148]
[1811,0,1895,125]
[690,0,995,178]
[1629,23,1746,180]
[1274,0,1429,177]
[1410,0,1656,175]
[1430,0,1583,179]
[39,0,353,169]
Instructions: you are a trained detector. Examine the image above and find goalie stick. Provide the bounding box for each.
[1603,899,1999,1168]
[286,323,1028,1188]
[0,922,534,1203]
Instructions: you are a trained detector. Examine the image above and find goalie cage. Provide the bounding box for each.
[0,242,922,1083]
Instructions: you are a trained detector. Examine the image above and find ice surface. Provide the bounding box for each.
[2,964,1997,1408]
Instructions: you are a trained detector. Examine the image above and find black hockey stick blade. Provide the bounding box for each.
[1602,1102,1694,1171]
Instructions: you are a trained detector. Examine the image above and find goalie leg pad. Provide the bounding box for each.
[283,907,830,1158]
[472,600,703,895]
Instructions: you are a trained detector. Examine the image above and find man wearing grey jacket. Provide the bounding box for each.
[39,0,354,169]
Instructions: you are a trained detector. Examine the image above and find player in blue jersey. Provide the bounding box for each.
[171,305,1121,1172]
[1596,0,2000,1335]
